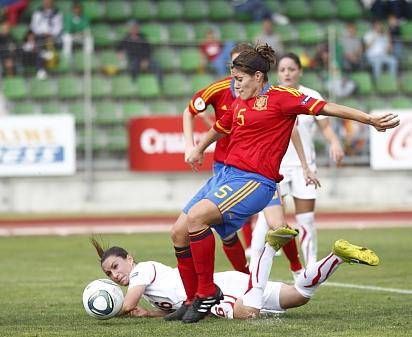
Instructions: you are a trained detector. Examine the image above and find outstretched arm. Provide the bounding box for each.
[129,306,167,318]
[183,107,197,162]
[320,103,400,132]
[317,118,344,163]
[290,126,320,188]
[118,285,146,316]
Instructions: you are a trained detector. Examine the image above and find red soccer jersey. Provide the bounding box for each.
[214,85,327,182]
[188,76,236,163]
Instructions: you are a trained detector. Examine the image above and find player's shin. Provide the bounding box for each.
[249,211,268,271]
[174,246,197,303]
[242,243,276,309]
[222,233,250,274]
[294,253,342,298]
[296,212,317,266]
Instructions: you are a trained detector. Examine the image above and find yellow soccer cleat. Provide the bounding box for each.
[332,239,380,266]
[265,227,298,251]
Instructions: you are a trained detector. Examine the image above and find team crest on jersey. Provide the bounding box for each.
[253,95,268,110]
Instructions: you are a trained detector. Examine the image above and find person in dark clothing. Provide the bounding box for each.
[116,20,162,85]
[0,21,18,76]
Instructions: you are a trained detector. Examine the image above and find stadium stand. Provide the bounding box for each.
[2,0,411,160]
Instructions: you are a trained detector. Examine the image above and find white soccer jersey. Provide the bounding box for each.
[128,261,186,311]
[280,85,328,167]
[129,262,284,318]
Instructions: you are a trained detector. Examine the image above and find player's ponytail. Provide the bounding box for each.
[232,43,276,81]
[90,237,129,264]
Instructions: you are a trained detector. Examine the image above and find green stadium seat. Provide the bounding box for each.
[55,0,72,14]
[67,102,87,124]
[400,72,412,94]
[58,77,83,99]
[30,79,57,99]
[364,97,388,111]
[245,22,262,41]
[168,23,193,45]
[376,74,399,95]
[121,102,149,119]
[105,1,130,21]
[337,0,363,20]
[208,1,234,21]
[10,24,28,41]
[297,22,325,45]
[54,56,71,73]
[154,47,180,72]
[400,21,412,43]
[338,97,366,111]
[82,1,103,21]
[11,102,39,115]
[163,74,189,97]
[91,24,117,48]
[140,23,168,44]
[276,24,299,44]
[264,0,283,13]
[99,50,126,71]
[157,0,182,21]
[182,0,208,20]
[191,74,215,92]
[91,76,111,98]
[389,96,412,109]
[311,0,336,20]
[137,74,161,99]
[149,101,178,115]
[23,0,41,20]
[193,22,216,43]
[2,77,28,100]
[131,1,157,21]
[284,0,311,20]
[301,72,324,94]
[355,21,371,38]
[220,22,246,42]
[72,50,100,72]
[179,47,203,72]
[111,75,138,99]
[350,72,374,96]
[94,102,122,125]
[41,102,66,114]
[107,128,128,152]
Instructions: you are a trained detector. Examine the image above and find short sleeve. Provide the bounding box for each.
[128,262,156,289]
[279,90,326,117]
[214,108,233,135]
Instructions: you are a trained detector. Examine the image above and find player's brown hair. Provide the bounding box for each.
[277,52,302,70]
[91,237,128,264]
[231,43,276,81]
[230,42,253,58]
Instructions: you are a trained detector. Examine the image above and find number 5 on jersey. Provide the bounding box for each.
[214,185,233,198]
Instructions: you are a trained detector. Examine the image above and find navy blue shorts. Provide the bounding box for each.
[183,165,276,238]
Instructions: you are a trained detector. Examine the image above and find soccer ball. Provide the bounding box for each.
[82,279,124,320]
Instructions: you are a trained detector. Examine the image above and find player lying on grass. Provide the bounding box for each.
[91,237,379,320]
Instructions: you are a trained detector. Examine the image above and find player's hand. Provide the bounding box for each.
[184,145,195,162]
[186,148,204,172]
[329,141,344,163]
[371,113,400,132]
[129,306,150,317]
[303,167,321,188]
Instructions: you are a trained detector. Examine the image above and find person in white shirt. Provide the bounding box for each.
[90,237,379,320]
[249,53,344,270]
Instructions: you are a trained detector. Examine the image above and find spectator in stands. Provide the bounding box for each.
[313,42,329,70]
[363,20,398,81]
[255,18,284,56]
[199,29,223,73]
[0,21,18,77]
[231,0,289,24]
[387,14,403,61]
[116,19,163,86]
[30,0,63,45]
[0,0,29,26]
[20,30,48,79]
[62,1,90,58]
[361,0,412,20]
[340,22,364,72]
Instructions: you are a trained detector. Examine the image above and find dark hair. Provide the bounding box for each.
[230,42,253,58]
[91,237,129,264]
[231,44,276,81]
[277,52,302,69]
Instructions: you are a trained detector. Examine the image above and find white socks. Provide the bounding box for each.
[294,253,343,298]
[249,211,268,271]
[296,212,316,266]
[242,243,276,309]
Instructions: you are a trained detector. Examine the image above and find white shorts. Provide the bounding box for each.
[279,164,317,200]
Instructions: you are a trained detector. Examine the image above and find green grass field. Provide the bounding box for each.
[1,228,411,337]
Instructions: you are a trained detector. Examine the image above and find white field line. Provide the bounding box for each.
[322,281,412,295]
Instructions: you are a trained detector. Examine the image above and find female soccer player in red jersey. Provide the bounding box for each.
[172,44,399,323]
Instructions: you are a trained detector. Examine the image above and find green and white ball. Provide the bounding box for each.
[82,279,124,320]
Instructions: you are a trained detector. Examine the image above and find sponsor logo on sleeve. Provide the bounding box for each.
[301,95,311,105]
[194,97,206,111]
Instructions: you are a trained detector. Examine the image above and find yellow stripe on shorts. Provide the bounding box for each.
[219,181,261,214]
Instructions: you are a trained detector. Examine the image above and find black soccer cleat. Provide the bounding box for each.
[164,303,190,321]
[181,285,224,324]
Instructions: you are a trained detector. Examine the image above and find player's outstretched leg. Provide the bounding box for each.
[332,239,380,266]
[182,285,224,324]
[265,227,299,251]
